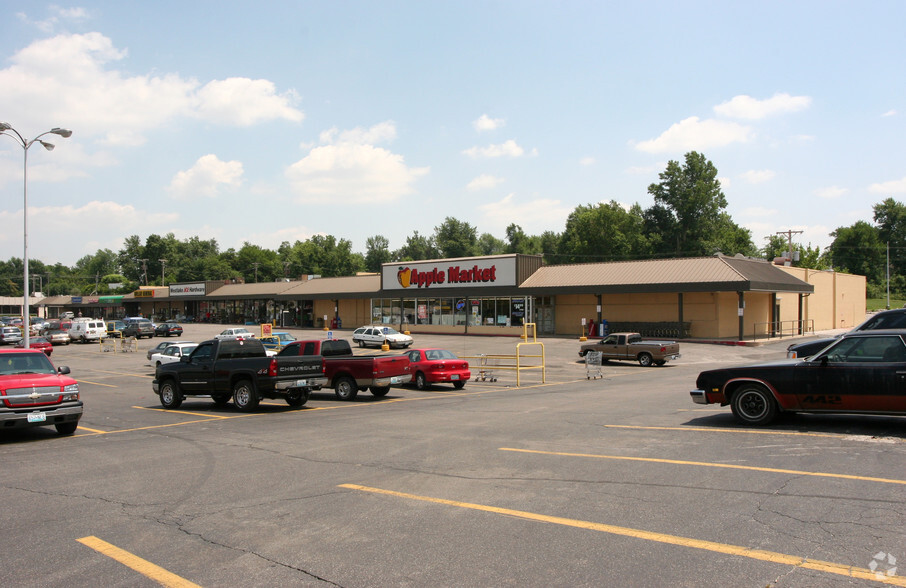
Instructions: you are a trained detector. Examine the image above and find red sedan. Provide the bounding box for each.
[405,348,471,390]
[15,336,53,356]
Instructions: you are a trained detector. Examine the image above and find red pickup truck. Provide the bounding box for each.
[0,348,82,435]
[278,339,411,401]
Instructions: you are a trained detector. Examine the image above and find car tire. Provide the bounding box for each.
[730,384,778,426]
[358,339,365,348]
[232,379,259,412]
[370,386,390,397]
[637,352,653,367]
[211,393,230,406]
[453,380,465,390]
[334,376,358,401]
[55,421,78,435]
[654,360,666,366]
[159,380,183,409]
[415,372,428,390]
[285,389,310,407]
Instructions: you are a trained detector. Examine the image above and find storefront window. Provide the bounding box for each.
[402,298,416,326]
[511,298,525,326]
[480,298,495,325]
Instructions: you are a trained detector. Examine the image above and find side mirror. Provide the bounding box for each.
[57,366,71,375]
[820,356,828,367]
[180,355,191,363]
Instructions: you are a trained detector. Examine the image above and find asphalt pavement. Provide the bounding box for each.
[1,324,903,587]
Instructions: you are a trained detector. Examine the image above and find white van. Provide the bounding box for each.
[69,318,107,343]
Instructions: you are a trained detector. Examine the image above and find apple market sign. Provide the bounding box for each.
[382,257,517,291]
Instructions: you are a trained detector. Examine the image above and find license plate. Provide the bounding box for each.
[295,379,309,387]
[451,374,460,380]
[27,412,46,423]
[390,376,402,384]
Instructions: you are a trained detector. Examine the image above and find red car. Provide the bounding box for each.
[16,337,53,356]
[0,348,82,435]
[405,348,471,390]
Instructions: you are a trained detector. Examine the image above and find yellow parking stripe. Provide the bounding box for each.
[74,378,117,387]
[77,536,201,588]
[500,447,906,486]
[339,484,906,586]
[604,424,859,439]
[75,426,107,434]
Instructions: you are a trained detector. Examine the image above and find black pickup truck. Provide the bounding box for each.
[152,338,326,411]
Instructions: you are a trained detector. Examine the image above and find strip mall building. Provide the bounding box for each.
[36,254,865,340]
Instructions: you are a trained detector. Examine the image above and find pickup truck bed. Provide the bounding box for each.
[279,339,411,400]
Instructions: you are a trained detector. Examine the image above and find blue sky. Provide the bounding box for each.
[0,2,904,266]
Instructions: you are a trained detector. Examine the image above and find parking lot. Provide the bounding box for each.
[2,324,905,587]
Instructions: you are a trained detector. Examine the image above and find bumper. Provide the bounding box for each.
[690,389,708,404]
[275,376,328,391]
[374,374,413,387]
[428,371,471,383]
[0,403,83,429]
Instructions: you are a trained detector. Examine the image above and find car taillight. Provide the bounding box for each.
[322,360,326,375]
[660,346,666,352]
[268,358,278,377]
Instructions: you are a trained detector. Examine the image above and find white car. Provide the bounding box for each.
[215,327,256,340]
[352,326,413,349]
[150,342,198,367]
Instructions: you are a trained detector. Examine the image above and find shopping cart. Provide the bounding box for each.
[585,350,604,380]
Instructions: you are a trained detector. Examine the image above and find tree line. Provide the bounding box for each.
[0,151,900,298]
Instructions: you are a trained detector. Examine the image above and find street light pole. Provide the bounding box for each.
[0,122,72,348]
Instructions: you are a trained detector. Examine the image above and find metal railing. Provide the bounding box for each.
[752,319,815,340]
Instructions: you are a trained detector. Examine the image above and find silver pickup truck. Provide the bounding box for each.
[579,332,681,366]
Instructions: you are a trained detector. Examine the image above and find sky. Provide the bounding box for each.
[0,1,904,267]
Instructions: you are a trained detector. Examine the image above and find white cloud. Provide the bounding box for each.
[467,174,504,191]
[625,163,665,175]
[16,6,89,33]
[462,139,531,158]
[882,109,897,117]
[714,93,812,120]
[167,154,244,198]
[0,200,178,263]
[868,176,906,194]
[718,176,731,189]
[319,121,396,145]
[633,117,753,154]
[579,156,595,166]
[740,169,775,184]
[742,206,778,217]
[286,122,428,203]
[473,114,505,132]
[478,193,572,235]
[0,33,303,147]
[814,186,848,199]
[193,78,303,126]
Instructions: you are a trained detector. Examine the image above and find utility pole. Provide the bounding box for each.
[139,258,149,285]
[252,262,260,283]
[775,229,803,264]
[159,259,167,286]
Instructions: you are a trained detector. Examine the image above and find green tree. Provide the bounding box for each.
[558,201,649,263]
[644,151,753,257]
[394,231,438,261]
[477,233,507,255]
[828,221,884,282]
[434,217,479,258]
[364,235,392,272]
[873,198,906,278]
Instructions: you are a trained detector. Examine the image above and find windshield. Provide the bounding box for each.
[0,352,55,375]
[856,311,906,331]
[425,350,457,360]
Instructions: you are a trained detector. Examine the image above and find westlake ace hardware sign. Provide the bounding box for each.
[382,256,517,291]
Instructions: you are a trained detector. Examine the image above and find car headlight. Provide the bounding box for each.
[62,383,80,401]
